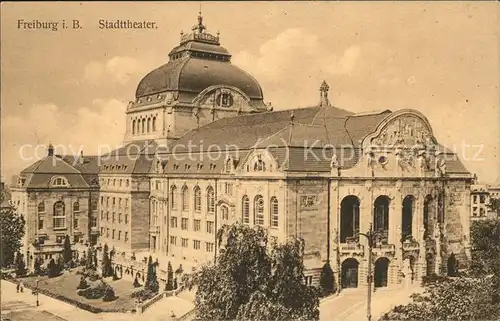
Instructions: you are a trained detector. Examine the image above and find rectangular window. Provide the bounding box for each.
[206,221,214,234]
[181,238,188,248]
[112,229,115,239]
[193,240,201,250]
[119,213,122,224]
[125,232,129,242]
[181,218,189,230]
[112,212,116,223]
[171,217,178,228]
[118,231,121,240]
[53,217,66,229]
[480,195,486,204]
[125,214,129,224]
[473,195,478,204]
[193,219,201,231]
[225,183,233,196]
[38,217,44,230]
[106,212,109,221]
[170,236,177,245]
[206,242,214,253]
[73,218,79,229]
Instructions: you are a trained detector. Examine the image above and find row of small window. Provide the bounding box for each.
[101,211,129,224]
[169,236,215,252]
[169,217,214,233]
[101,165,129,172]
[132,116,157,135]
[100,178,130,188]
[100,196,129,208]
[38,217,98,230]
[102,228,129,242]
[242,195,279,227]
[167,185,219,213]
[37,201,91,214]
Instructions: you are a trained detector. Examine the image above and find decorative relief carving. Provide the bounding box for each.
[300,195,320,210]
[371,115,436,148]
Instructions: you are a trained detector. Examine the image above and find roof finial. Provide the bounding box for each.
[48,142,54,156]
[290,111,295,125]
[194,10,206,34]
[320,80,330,107]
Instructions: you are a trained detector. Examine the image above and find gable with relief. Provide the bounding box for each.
[370,114,437,149]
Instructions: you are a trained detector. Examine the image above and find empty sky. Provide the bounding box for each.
[1,1,499,183]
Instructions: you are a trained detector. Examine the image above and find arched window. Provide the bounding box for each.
[402,195,415,240]
[136,119,140,134]
[152,117,156,132]
[253,155,266,172]
[132,119,136,135]
[423,195,434,239]
[170,185,177,209]
[73,201,80,212]
[142,118,146,133]
[270,197,279,228]
[53,201,66,228]
[181,186,189,211]
[194,186,201,212]
[225,158,233,172]
[374,196,390,240]
[207,186,215,213]
[340,196,360,243]
[38,202,45,213]
[242,196,250,224]
[147,118,151,133]
[254,195,264,225]
[221,205,229,221]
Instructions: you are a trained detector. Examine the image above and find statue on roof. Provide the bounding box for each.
[192,12,206,34]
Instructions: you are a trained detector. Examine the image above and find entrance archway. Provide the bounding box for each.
[374,257,390,288]
[341,258,359,289]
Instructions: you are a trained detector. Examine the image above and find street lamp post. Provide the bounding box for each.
[358,223,379,321]
[35,278,40,306]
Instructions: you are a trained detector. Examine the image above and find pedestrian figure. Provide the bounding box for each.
[20,281,24,293]
[16,283,20,292]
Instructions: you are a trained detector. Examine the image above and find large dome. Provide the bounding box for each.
[135,15,263,102]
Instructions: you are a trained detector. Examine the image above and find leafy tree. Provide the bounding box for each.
[47,258,60,278]
[101,244,112,277]
[15,251,27,277]
[380,276,499,321]
[319,261,336,296]
[62,235,72,264]
[34,256,42,275]
[145,255,159,293]
[470,218,500,277]
[165,261,174,291]
[185,223,320,321]
[103,285,117,302]
[488,198,500,218]
[0,206,26,268]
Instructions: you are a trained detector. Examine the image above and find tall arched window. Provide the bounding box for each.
[142,118,146,133]
[136,119,141,134]
[374,196,390,240]
[270,197,279,228]
[194,186,201,212]
[53,201,66,228]
[402,195,415,240]
[38,202,45,213]
[170,185,177,209]
[73,201,80,212]
[340,196,360,243]
[221,205,229,221]
[147,118,151,133]
[242,196,250,224]
[132,119,136,135]
[207,186,215,213]
[152,117,156,132]
[254,195,264,225]
[181,186,189,211]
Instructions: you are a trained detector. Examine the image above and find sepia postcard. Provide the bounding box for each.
[1,1,499,321]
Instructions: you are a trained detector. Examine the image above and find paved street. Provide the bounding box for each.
[320,285,424,321]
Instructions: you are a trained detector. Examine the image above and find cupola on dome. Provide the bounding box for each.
[135,13,263,104]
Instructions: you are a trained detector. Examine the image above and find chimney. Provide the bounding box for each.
[79,150,84,165]
[48,143,54,156]
[319,80,330,107]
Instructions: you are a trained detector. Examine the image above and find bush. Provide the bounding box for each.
[77,276,89,290]
[103,285,117,302]
[84,268,101,282]
[133,276,141,288]
[77,280,108,299]
[131,288,155,302]
[319,262,336,296]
